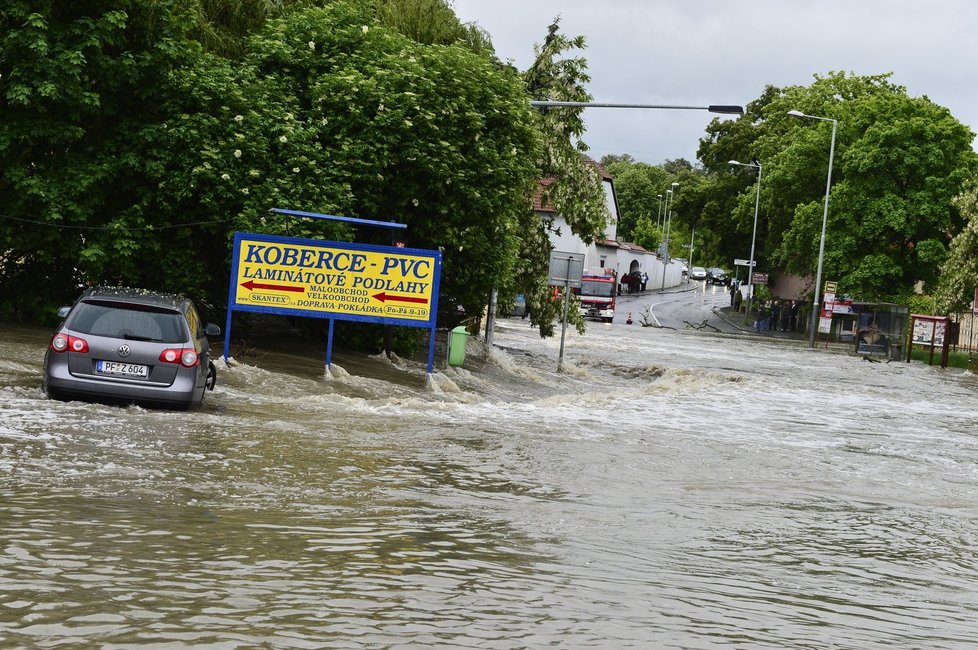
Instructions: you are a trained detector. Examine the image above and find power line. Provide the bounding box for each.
[0,213,235,232]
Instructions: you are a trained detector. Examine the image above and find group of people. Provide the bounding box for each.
[753,299,799,333]
[728,279,743,311]
[619,271,648,294]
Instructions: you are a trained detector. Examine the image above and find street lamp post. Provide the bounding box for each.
[656,194,664,229]
[658,189,673,288]
[660,182,679,291]
[729,160,762,323]
[661,189,673,247]
[788,110,838,348]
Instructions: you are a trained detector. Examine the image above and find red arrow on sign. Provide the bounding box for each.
[240,280,305,293]
[373,292,428,305]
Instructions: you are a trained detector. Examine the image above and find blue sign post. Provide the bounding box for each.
[224,230,442,376]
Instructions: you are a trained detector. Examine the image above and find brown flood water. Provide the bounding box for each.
[2,318,978,648]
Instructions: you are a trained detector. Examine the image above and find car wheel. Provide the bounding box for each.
[206,360,217,391]
[44,387,68,402]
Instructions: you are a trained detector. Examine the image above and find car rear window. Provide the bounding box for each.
[67,301,188,343]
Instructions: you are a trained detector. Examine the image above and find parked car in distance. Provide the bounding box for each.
[674,258,689,275]
[707,267,728,285]
[43,287,221,409]
[689,266,708,281]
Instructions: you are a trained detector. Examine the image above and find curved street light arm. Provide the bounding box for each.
[530,101,744,115]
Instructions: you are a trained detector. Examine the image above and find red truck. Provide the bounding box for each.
[577,272,617,323]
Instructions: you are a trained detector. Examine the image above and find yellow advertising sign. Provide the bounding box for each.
[230,233,441,325]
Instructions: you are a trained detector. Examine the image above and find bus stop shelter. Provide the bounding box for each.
[820,301,909,360]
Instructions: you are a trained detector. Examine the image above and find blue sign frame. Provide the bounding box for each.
[223,231,442,374]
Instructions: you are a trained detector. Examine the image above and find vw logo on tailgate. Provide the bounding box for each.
[117,345,131,358]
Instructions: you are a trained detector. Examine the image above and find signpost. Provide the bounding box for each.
[817,281,840,338]
[548,251,585,372]
[549,252,585,289]
[819,293,836,335]
[224,231,442,375]
[733,258,756,267]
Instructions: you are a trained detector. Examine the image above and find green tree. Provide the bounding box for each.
[598,153,635,168]
[0,0,542,336]
[185,0,287,57]
[662,168,716,263]
[699,72,977,302]
[661,158,694,175]
[936,179,978,313]
[184,0,494,58]
[630,216,661,254]
[590,156,719,266]
[373,0,493,53]
[607,162,671,241]
[519,17,608,337]
[697,87,781,274]
[252,4,541,321]
[0,1,236,317]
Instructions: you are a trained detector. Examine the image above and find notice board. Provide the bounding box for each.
[228,232,441,327]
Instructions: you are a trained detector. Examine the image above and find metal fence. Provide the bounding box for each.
[951,311,978,353]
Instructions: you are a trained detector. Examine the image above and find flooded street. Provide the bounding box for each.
[2,310,978,648]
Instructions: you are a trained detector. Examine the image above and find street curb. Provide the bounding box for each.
[711,306,811,345]
[711,306,751,333]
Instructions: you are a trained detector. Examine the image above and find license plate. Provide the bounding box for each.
[96,360,149,378]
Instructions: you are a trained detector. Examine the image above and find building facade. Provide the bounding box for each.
[534,162,683,290]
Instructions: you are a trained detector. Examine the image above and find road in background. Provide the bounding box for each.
[614,279,738,332]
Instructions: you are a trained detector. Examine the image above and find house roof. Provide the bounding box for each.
[531,160,612,214]
[532,178,556,213]
[588,159,613,180]
[617,241,652,254]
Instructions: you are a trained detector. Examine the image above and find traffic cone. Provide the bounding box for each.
[626,312,633,324]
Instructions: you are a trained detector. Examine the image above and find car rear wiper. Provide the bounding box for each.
[122,333,162,342]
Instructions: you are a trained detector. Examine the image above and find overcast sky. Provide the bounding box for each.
[452,0,978,165]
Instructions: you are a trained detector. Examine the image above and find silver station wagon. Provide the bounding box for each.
[43,287,221,409]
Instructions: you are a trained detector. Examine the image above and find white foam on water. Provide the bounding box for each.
[322,363,350,381]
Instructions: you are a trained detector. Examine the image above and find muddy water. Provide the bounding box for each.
[2,319,977,648]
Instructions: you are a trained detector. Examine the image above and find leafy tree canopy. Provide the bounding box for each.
[606,163,670,241]
[598,153,634,168]
[0,0,542,335]
[596,158,722,268]
[936,179,978,313]
[630,216,661,255]
[516,17,608,337]
[699,71,978,302]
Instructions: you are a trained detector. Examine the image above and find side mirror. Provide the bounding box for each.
[204,323,222,337]
[57,306,71,318]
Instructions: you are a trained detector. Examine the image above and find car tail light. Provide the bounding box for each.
[50,332,88,354]
[159,348,199,368]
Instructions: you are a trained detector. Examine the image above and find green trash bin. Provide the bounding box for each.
[447,325,469,367]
